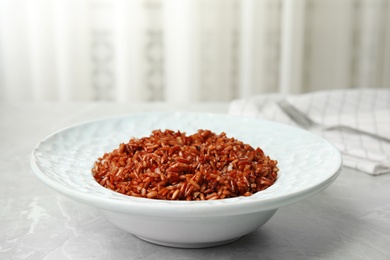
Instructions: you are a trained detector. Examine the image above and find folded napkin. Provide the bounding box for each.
[228,89,390,175]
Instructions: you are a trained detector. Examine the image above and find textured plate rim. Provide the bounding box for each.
[30,112,343,217]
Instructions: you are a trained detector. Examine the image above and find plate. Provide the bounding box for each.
[30,112,342,247]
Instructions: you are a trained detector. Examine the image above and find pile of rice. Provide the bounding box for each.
[92,129,278,201]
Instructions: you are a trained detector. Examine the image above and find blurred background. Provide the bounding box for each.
[0,0,389,103]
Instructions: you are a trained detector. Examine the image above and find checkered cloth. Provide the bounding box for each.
[228,89,390,175]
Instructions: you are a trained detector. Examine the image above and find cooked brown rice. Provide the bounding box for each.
[92,129,278,200]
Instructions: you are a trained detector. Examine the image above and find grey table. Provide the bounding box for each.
[1,102,389,260]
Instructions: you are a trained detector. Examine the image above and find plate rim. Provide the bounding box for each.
[30,112,343,217]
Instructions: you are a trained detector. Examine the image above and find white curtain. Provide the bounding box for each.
[0,0,389,102]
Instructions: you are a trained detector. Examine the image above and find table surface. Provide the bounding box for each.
[1,102,390,260]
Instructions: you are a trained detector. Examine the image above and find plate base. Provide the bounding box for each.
[135,235,242,249]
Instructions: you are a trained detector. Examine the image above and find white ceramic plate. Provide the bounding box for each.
[31,112,342,248]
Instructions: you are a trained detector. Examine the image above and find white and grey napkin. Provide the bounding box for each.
[228,88,390,175]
